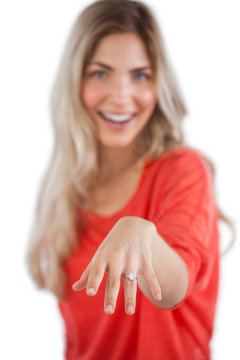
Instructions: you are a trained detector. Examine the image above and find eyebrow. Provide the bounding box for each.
[87,61,153,72]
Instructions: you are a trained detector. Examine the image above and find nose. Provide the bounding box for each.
[109,77,133,105]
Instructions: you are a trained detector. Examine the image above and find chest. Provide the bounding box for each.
[89,168,143,216]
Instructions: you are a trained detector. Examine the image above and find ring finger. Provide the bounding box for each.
[123,269,138,315]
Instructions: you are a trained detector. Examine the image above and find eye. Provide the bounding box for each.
[90,70,107,79]
[133,73,150,81]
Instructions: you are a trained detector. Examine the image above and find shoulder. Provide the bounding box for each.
[147,146,212,183]
[157,145,208,168]
[143,146,216,213]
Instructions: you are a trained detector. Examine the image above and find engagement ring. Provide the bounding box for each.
[122,272,138,281]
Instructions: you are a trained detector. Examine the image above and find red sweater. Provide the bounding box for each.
[58,146,220,360]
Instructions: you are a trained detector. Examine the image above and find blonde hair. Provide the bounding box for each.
[26,0,235,300]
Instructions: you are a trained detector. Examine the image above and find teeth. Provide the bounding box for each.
[101,112,133,122]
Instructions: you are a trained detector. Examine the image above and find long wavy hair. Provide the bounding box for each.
[26,0,235,300]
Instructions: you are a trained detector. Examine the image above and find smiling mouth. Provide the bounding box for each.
[98,111,135,124]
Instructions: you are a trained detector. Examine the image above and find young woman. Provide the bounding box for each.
[27,0,235,359]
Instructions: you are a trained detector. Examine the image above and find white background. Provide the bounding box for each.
[0,0,239,359]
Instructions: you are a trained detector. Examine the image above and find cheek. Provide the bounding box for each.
[137,88,157,109]
[81,83,105,108]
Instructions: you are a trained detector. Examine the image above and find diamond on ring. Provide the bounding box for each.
[124,272,138,281]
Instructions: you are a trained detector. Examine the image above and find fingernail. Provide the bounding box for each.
[126,304,134,314]
[72,282,80,291]
[72,283,77,291]
[155,291,162,300]
[105,304,114,314]
[86,288,95,296]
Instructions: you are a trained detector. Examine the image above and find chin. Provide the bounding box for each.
[100,136,136,149]
[103,142,133,149]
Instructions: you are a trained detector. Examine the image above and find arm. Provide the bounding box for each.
[72,216,189,314]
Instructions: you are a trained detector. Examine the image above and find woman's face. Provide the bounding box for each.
[81,32,157,149]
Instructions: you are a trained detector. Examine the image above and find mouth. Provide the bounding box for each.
[97,111,136,130]
[98,111,135,124]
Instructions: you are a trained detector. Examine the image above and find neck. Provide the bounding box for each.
[97,144,142,183]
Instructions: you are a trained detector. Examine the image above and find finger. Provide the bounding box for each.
[104,269,121,315]
[72,262,92,291]
[123,271,138,315]
[142,264,162,301]
[123,254,139,315]
[86,262,106,296]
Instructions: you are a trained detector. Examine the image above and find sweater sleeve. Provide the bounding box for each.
[152,149,219,304]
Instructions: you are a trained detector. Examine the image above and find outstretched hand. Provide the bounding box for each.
[72,216,162,315]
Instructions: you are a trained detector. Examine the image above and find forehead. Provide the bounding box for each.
[89,32,152,68]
